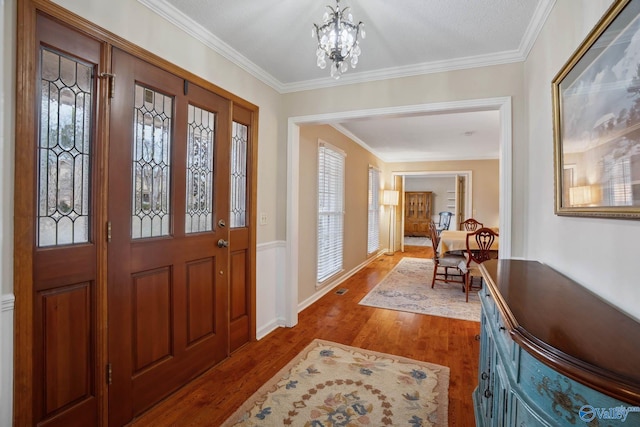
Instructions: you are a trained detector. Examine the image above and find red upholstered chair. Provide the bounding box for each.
[461,218,483,231]
[463,227,499,302]
[429,220,465,288]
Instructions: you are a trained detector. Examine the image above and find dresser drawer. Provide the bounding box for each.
[517,349,638,426]
[479,285,496,318]
[511,394,550,427]
[492,306,519,380]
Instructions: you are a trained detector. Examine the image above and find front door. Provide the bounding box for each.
[107,49,231,426]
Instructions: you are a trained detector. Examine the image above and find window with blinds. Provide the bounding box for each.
[367,166,380,254]
[317,141,345,283]
[603,156,632,205]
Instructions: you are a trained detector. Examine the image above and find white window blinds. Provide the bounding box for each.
[317,141,345,283]
[367,166,380,254]
[603,156,632,206]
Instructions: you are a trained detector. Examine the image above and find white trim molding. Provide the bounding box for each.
[287,97,514,327]
[1,293,14,312]
[256,241,288,339]
[1,293,15,427]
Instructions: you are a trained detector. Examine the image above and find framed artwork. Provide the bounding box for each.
[553,0,640,218]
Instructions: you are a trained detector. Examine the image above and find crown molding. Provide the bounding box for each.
[281,49,525,93]
[136,0,284,90]
[139,0,555,94]
[519,0,557,59]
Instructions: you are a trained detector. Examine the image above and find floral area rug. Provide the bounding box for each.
[221,339,449,427]
[359,257,480,322]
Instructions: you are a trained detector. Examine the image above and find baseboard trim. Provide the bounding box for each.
[256,317,286,340]
[298,253,381,313]
[257,240,286,252]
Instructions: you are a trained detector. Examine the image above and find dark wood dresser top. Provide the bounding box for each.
[480,259,640,405]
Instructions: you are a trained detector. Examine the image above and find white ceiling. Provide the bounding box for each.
[138,0,555,161]
[335,109,501,162]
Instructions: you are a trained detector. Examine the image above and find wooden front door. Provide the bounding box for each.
[17,4,257,426]
[107,49,231,426]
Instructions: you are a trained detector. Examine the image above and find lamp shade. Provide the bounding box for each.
[382,190,399,206]
[569,185,601,206]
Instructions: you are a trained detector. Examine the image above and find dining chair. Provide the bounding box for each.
[429,220,466,288]
[461,218,483,231]
[435,211,453,236]
[463,227,499,302]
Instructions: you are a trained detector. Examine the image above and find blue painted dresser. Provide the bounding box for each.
[473,260,640,426]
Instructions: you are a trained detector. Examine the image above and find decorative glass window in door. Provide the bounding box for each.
[132,85,172,239]
[230,121,248,228]
[185,104,215,233]
[37,48,93,247]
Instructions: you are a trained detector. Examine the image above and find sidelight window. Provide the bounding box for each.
[230,122,248,228]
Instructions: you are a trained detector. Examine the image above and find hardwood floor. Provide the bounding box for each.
[130,246,480,426]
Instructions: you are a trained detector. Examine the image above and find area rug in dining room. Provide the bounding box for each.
[359,257,480,322]
[221,339,449,427]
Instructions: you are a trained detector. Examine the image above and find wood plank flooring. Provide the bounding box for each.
[130,246,480,426]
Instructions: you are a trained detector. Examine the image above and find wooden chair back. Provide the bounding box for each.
[466,227,498,265]
[461,218,483,231]
[429,219,439,260]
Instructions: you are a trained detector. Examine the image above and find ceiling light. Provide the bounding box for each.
[312,0,365,79]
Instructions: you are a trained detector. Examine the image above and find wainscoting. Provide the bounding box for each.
[1,293,15,427]
[256,241,287,339]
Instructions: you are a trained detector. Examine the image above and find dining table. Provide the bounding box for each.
[437,229,499,255]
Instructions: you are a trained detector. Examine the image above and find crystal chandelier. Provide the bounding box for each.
[312,0,365,79]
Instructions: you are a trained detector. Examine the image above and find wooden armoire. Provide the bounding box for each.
[404,192,432,237]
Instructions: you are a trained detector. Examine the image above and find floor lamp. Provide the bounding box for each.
[383,190,399,256]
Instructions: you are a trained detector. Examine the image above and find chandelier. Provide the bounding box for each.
[312,0,365,79]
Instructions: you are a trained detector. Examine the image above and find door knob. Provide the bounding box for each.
[217,239,229,248]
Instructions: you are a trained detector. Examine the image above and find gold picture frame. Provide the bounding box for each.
[553,0,640,218]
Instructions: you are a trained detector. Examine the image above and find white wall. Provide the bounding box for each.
[524,0,640,320]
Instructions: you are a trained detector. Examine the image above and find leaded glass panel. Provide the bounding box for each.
[230,122,248,228]
[37,48,92,247]
[185,104,215,233]
[131,85,172,239]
